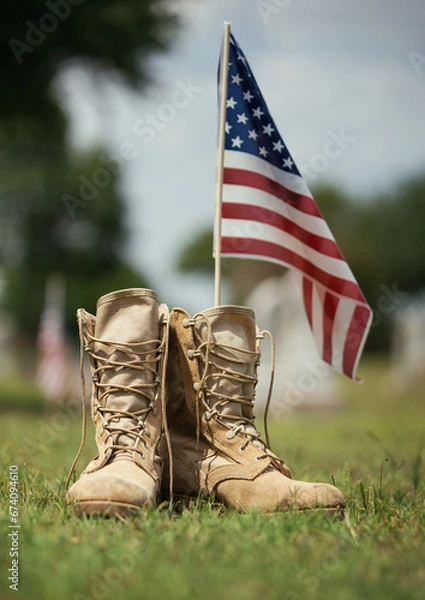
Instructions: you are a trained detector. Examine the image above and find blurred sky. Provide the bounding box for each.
[60,0,425,312]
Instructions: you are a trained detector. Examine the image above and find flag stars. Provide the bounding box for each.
[273,140,285,153]
[283,157,294,169]
[252,106,264,119]
[227,97,237,109]
[248,129,258,140]
[237,52,246,64]
[258,146,268,157]
[262,123,275,136]
[225,122,232,134]
[237,112,248,125]
[231,73,243,86]
[231,136,244,148]
[243,90,254,103]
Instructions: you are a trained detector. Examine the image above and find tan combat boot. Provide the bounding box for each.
[161,305,345,513]
[67,289,168,517]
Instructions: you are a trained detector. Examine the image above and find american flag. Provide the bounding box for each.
[217,32,372,380]
[35,274,71,403]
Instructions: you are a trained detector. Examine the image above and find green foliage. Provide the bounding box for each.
[364,174,425,293]
[1,150,150,336]
[1,1,178,119]
[0,376,45,412]
[0,1,180,337]
[177,228,215,274]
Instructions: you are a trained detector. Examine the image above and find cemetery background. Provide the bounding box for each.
[1,2,425,599]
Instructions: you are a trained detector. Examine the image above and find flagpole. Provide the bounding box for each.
[214,21,231,307]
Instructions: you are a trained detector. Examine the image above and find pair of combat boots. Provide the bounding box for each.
[66,288,345,517]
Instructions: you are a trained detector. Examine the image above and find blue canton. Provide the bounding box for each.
[223,33,300,177]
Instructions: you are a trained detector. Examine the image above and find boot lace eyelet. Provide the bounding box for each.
[148,401,158,416]
[204,408,218,421]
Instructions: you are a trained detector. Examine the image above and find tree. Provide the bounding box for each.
[0,0,179,336]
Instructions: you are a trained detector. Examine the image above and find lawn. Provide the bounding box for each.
[1,356,424,600]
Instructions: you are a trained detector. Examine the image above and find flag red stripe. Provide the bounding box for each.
[323,292,340,364]
[222,202,344,260]
[343,304,372,378]
[223,167,321,217]
[221,236,367,303]
[302,277,313,329]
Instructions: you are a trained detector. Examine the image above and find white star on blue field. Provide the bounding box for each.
[223,34,300,177]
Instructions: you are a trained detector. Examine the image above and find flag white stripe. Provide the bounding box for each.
[221,219,357,282]
[332,299,357,373]
[222,184,335,240]
[311,281,324,359]
[224,150,313,198]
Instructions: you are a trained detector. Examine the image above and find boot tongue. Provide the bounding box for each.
[197,307,259,439]
[94,290,159,449]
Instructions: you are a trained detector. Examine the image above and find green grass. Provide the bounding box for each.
[1,356,424,600]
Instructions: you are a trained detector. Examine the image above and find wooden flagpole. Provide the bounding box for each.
[214,21,231,307]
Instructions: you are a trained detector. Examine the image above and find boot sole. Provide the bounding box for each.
[69,500,148,518]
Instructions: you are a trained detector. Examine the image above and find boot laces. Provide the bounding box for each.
[189,313,276,454]
[88,340,161,455]
[65,313,167,489]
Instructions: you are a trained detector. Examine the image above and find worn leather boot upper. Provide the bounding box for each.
[161,305,345,513]
[67,288,167,517]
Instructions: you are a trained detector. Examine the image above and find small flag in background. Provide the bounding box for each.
[217,31,372,380]
[36,274,70,404]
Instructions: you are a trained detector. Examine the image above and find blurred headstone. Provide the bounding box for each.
[391,296,425,391]
[245,270,340,416]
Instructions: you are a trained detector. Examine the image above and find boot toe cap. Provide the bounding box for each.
[67,460,157,516]
[216,471,345,513]
[285,480,346,512]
